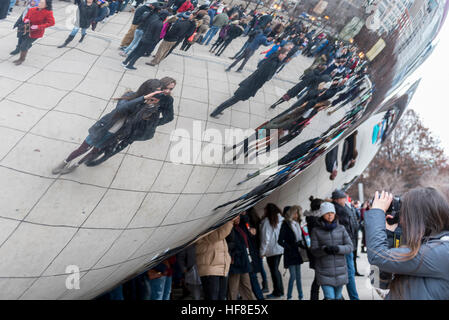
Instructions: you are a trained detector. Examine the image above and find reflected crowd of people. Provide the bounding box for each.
[98,190,367,300]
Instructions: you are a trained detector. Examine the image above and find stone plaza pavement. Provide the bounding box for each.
[0,3,381,299]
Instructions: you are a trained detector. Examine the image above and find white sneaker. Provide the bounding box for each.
[52,161,69,175]
[59,164,79,175]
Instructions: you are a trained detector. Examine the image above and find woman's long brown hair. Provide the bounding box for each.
[264,203,282,228]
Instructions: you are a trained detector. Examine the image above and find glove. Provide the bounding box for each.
[282,94,290,101]
[24,19,30,23]
[329,245,340,254]
[322,246,333,255]
[30,25,38,30]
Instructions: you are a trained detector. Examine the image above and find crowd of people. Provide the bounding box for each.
[99,188,367,300]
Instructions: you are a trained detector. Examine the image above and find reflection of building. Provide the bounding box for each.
[339,16,365,41]
[374,0,413,35]
[392,0,444,85]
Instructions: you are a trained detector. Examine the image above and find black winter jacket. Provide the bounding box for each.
[132,4,151,25]
[239,215,262,273]
[278,220,303,268]
[87,94,146,145]
[75,0,98,29]
[226,226,252,274]
[141,14,164,43]
[234,54,283,101]
[333,202,359,249]
[164,19,193,42]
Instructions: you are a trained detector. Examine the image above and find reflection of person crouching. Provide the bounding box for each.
[51,78,171,175]
[311,202,353,300]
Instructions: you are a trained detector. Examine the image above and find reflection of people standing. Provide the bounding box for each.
[225,28,273,72]
[311,202,353,300]
[11,0,55,65]
[58,0,98,48]
[210,48,287,118]
[147,11,194,66]
[121,9,170,70]
[0,0,10,19]
[341,131,358,171]
[51,79,162,175]
[85,77,176,166]
[325,145,338,180]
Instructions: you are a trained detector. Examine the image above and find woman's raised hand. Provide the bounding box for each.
[144,91,163,104]
[371,190,393,213]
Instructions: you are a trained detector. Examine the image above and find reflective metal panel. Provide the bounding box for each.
[0,0,447,299]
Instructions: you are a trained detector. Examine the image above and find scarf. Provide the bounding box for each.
[322,221,338,231]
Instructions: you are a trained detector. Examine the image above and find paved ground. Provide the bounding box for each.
[0,3,380,299]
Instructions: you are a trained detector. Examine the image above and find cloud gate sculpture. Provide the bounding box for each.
[0,0,447,299]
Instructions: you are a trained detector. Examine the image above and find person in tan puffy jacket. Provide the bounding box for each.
[195,217,236,300]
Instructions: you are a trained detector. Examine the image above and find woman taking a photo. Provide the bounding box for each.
[259,203,284,299]
[51,79,163,175]
[311,202,353,300]
[366,189,449,299]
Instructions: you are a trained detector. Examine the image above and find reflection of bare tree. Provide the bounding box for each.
[348,108,449,198]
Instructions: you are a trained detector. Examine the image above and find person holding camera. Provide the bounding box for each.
[311,202,353,300]
[366,188,449,299]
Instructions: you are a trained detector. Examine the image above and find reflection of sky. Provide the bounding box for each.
[408,17,449,157]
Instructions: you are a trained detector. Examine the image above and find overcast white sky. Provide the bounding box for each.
[408,16,449,158]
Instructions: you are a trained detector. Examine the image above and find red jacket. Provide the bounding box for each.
[177,0,193,13]
[24,7,55,39]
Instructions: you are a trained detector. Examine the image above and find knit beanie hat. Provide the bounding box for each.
[319,202,336,217]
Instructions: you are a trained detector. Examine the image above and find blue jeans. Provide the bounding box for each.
[287,264,303,299]
[119,0,130,11]
[243,24,251,35]
[70,27,87,37]
[9,0,16,11]
[149,276,172,300]
[124,28,143,54]
[202,26,219,45]
[249,272,264,300]
[108,2,118,15]
[345,252,360,300]
[108,285,124,300]
[233,41,249,58]
[322,285,343,300]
